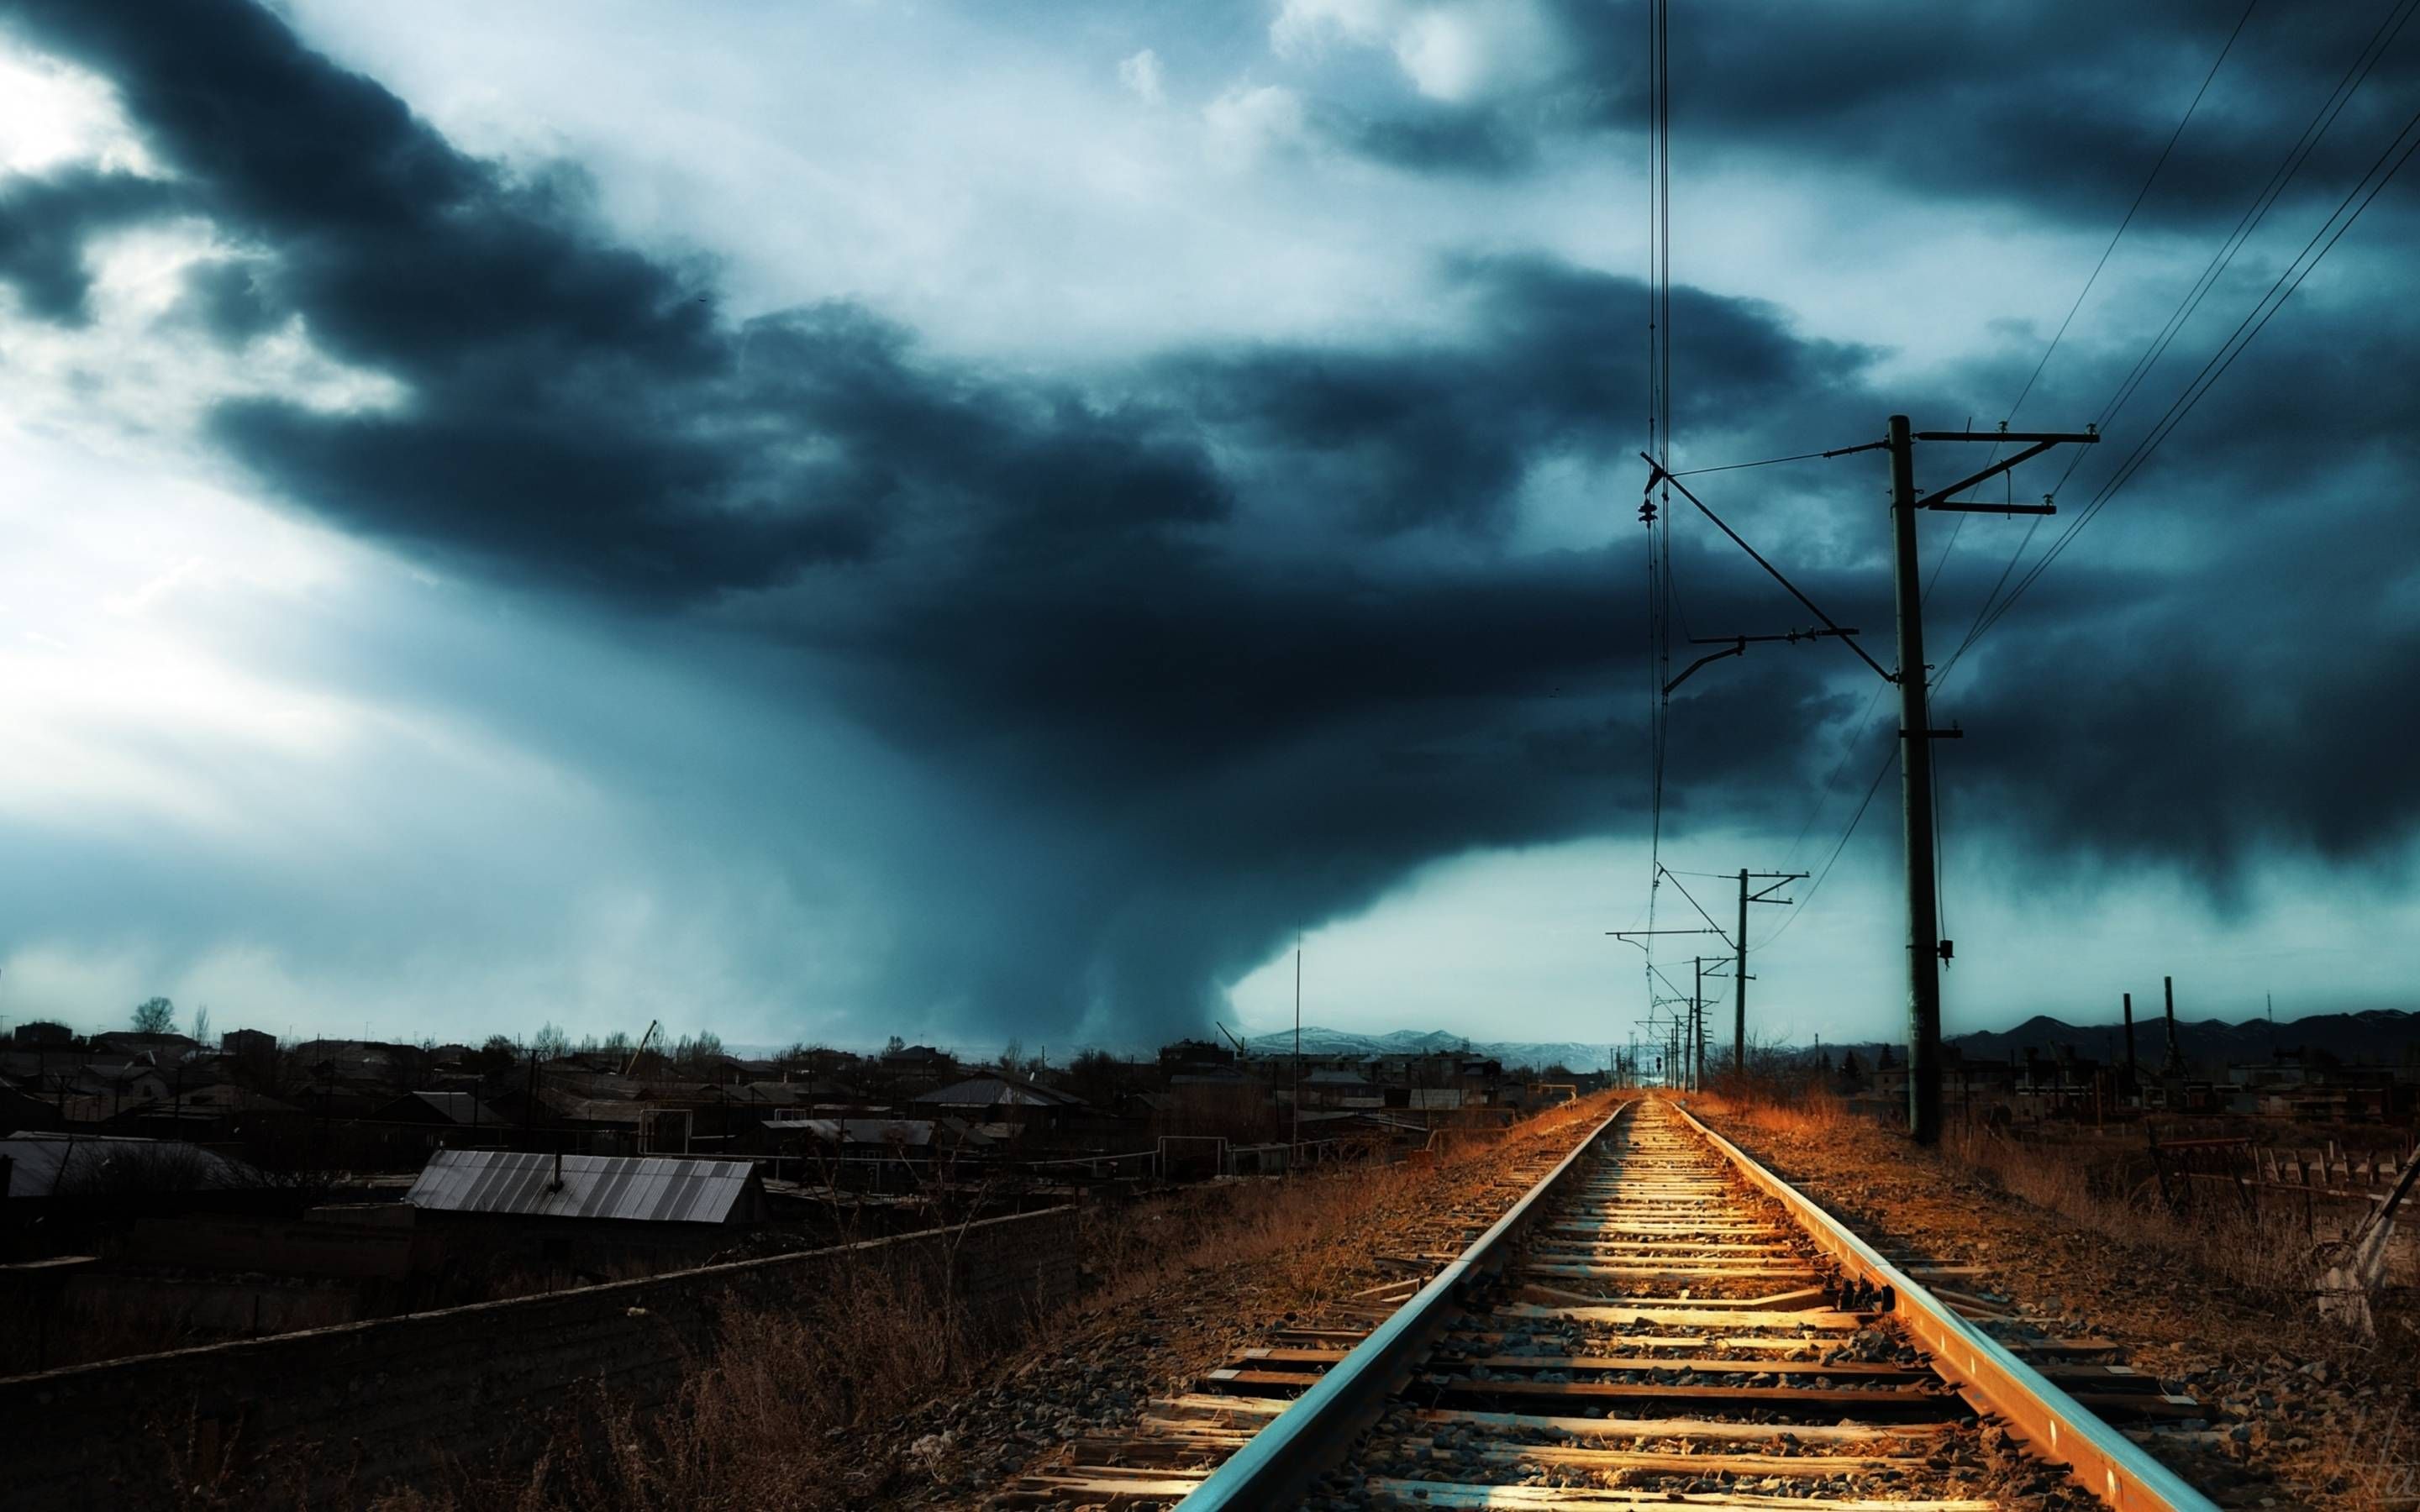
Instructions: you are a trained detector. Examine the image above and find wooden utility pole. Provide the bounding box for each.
[1886,415,1945,1143]
[1883,417,2096,1142]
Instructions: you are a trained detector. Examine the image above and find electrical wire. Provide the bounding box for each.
[1969,89,2420,651]
[1657,864,1733,942]
[2092,0,2417,446]
[1669,449,1835,477]
[1777,679,1892,873]
[2002,0,2260,429]
[1944,0,2417,685]
[1744,3,2407,971]
[1754,13,2260,953]
[1758,747,1894,952]
[1637,0,1675,1037]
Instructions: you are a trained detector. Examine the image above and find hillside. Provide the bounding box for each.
[1945,1007,2417,1066]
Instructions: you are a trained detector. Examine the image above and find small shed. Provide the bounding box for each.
[405,1149,766,1226]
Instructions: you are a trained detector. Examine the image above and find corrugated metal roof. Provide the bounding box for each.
[404,1149,760,1224]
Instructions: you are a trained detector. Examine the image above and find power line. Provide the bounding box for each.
[1778,680,1891,872]
[2002,0,2260,428]
[1930,1,2274,687]
[2091,0,2418,445]
[1754,12,2254,943]
[1945,0,2418,681]
[1669,448,1834,477]
[1759,747,1893,952]
[1637,0,1675,1023]
[1970,89,2420,650]
[1657,864,1733,943]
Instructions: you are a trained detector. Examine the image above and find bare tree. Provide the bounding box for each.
[191,1004,212,1046]
[131,996,176,1035]
[668,1032,725,1074]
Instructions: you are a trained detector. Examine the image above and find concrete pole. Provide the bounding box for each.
[1888,414,1944,1143]
[1734,869,1749,1079]
[1692,957,1704,1092]
[2122,992,2138,1095]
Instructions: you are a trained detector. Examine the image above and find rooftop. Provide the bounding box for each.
[406,1149,764,1224]
[2,1131,253,1199]
[910,1074,1085,1109]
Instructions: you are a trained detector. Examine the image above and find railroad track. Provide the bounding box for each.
[1006,1097,2219,1511]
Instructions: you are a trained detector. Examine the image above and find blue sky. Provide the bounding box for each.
[2,0,2416,1053]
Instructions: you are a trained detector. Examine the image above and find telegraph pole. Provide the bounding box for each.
[1731,869,1804,1076]
[2122,992,2139,1096]
[1887,414,1945,1143]
[1643,417,2093,1141]
[1736,875,1748,1074]
[1884,416,2096,1142]
[1692,958,1705,1092]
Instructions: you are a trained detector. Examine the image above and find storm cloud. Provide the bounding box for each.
[2,0,2415,1044]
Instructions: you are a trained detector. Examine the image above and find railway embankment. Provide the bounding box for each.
[881,1095,1618,1509]
[1697,1093,2402,1510]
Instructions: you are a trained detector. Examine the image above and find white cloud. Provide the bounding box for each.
[1270,0,1398,57]
[1203,82,1307,169]
[0,224,407,457]
[0,46,160,179]
[103,554,208,617]
[1116,47,1165,106]
[1270,0,1561,104]
[1391,3,1558,104]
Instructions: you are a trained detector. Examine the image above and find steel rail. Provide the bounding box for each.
[1673,1101,2219,1512]
[1175,1100,1634,1510]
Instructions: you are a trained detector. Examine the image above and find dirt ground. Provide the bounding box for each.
[1695,1094,2417,1510]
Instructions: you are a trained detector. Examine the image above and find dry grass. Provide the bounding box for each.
[1943,1122,2323,1298]
[361,1254,986,1512]
[371,1095,1617,1512]
[1707,1088,2317,1294]
[1700,1087,2420,1509]
[1080,1095,1611,1318]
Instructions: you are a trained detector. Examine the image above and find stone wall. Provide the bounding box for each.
[0,1205,1080,1510]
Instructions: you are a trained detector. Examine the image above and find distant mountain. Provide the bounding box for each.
[1945,1008,2418,1067]
[1241,1026,1613,1071]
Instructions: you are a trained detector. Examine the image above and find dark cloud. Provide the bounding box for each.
[1320,0,2420,238]
[5,0,2415,1041]
[0,167,180,321]
[1161,255,1878,536]
[178,258,278,344]
[1312,101,1534,176]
